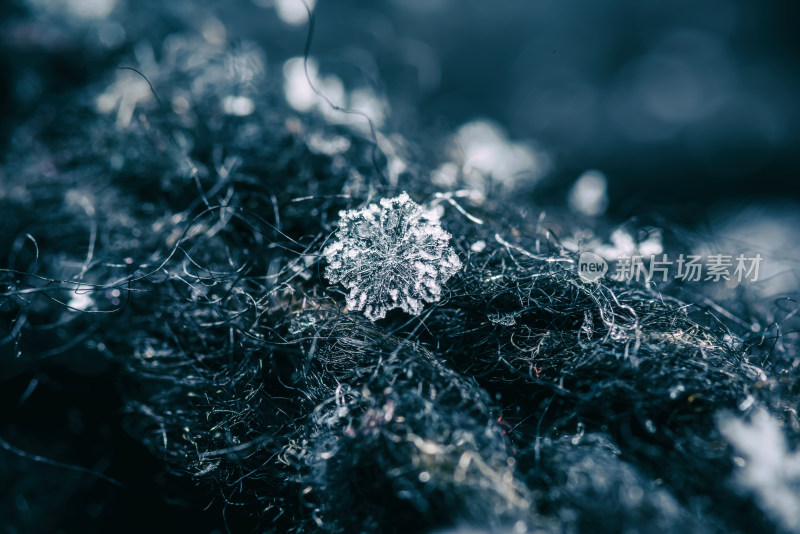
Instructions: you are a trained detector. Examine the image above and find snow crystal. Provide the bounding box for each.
[323,193,462,320]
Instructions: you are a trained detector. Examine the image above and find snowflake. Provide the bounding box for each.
[323,193,462,320]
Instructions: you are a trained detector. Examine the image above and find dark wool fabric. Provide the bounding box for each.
[1,2,799,533]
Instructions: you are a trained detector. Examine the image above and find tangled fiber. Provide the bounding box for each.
[1,3,799,533]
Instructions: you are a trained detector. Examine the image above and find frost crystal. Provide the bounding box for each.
[323,193,462,320]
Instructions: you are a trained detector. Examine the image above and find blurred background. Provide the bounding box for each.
[236,0,800,217]
[4,0,800,214]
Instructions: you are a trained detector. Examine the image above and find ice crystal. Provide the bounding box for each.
[323,193,462,320]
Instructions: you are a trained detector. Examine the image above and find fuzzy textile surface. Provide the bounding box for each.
[1,2,800,533]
